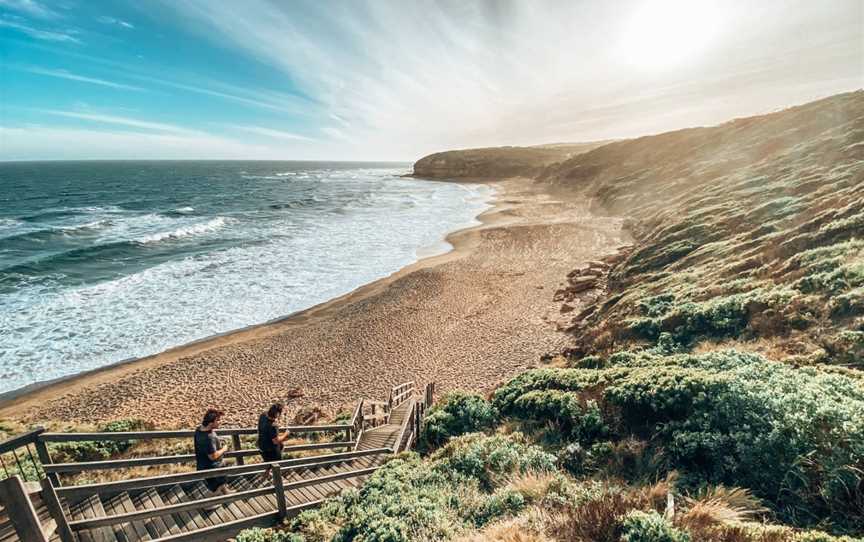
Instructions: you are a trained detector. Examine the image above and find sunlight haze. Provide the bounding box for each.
[1,0,861,160]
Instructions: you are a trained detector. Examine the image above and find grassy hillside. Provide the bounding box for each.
[249,351,864,540]
[248,92,864,541]
[541,91,864,365]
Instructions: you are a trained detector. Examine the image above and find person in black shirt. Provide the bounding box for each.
[258,403,290,474]
[194,408,233,495]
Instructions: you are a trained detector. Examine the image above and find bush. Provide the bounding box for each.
[50,419,149,463]
[289,434,555,542]
[620,510,691,542]
[419,391,499,451]
[491,350,864,531]
[430,433,557,490]
[235,528,303,542]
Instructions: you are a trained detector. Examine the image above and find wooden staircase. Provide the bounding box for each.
[0,382,433,542]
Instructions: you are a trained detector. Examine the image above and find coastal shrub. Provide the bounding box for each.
[430,433,557,490]
[558,443,587,475]
[567,354,607,369]
[235,528,302,542]
[50,419,149,463]
[623,288,800,344]
[510,391,607,442]
[620,510,691,542]
[419,391,499,451]
[491,350,864,530]
[289,434,555,541]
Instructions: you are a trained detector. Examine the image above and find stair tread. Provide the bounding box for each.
[68,494,115,542]
[159,484,206,532]
[135,487,182,538]
[102,493,138,542]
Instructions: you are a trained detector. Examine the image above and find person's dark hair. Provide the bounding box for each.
[202,408,224,427]
[267,403,284,419]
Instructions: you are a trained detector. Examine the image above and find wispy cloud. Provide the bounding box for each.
[128,74,316,116]
[27,67,146,91]
[37,109,200,136]
[0,17,80,43]
[0,0,58,19]
[231,125,315,141]
[97,16,134,29]
[161,0,864,159]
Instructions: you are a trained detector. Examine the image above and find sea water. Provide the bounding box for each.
[0,161,492,394]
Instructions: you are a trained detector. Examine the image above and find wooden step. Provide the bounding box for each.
[158,485,207,533]
[68,494,115,542]
[131,488,179,539]
[183,482,235,527]
[102,492,142,542]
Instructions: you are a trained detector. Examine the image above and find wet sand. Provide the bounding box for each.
[0,178,627,427]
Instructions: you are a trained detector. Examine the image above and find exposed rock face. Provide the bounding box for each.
[412,142,608,179]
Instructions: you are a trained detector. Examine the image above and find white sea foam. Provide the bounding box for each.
[0,173,493,394]
[136,217,232,244]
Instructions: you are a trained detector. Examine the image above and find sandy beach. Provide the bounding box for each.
[0,178,627,427]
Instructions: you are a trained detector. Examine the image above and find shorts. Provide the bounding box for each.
[260,449,282,462]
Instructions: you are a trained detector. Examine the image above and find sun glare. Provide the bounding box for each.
[618,0,723,69]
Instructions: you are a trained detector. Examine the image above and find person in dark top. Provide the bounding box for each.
[258,403,290,474]
[194,408,233,495]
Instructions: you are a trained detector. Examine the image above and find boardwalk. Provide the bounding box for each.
[0,382,430,542]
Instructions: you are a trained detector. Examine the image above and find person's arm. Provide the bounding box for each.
[276,430,291,444]
[207,435,228,461]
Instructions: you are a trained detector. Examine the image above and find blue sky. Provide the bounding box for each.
[1,0,862,161]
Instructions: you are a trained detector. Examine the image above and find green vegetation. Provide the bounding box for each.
[419,391,499,451]
[288,433,555,541]
[545,92,864,366]
[619,511,690,542]
[493,350,864,530]
[247,348,863,541]
[49,419,150,463]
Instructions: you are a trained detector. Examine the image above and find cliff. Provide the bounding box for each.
[411,141,608,179]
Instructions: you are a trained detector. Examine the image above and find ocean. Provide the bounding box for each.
[0,161,492,395]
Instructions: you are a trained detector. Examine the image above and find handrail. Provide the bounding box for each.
[39,423,351,443]
[0,428,43,454]
[392,399,416,453]
[54,447,392,499]
[0,428,46,483]
[67,465,380,532]
[43,440,355,474]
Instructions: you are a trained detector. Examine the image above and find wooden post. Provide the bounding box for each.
[33,429,60,486]
[40,478,74,542]
[0,476,48,542]
[272,465,287,521]
[231,434,244,465]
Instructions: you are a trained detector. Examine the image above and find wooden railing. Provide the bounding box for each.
[0,428,49,483]
[0,380,438,542]
[387,381,414,413]
[392,382,435,453]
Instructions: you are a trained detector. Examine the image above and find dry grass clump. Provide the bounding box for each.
[679,486,767,531]
[454,515,552,542]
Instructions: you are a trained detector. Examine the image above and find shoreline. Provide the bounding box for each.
[0,179,498,416]
[1,177,628,426]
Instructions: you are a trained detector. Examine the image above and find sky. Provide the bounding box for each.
[0,0,862,161]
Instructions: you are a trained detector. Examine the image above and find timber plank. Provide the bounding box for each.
[114,492,152,542]
[159,485,204,532]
